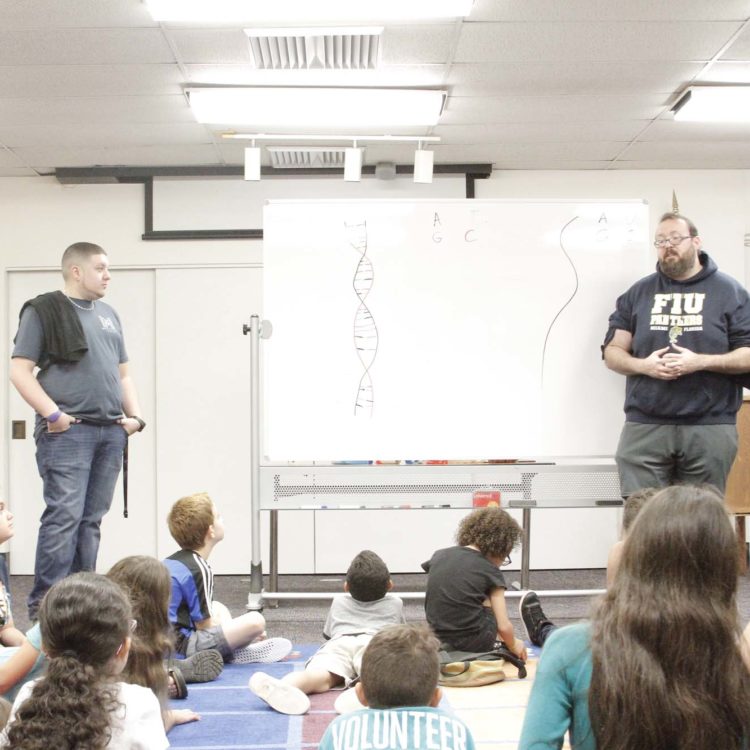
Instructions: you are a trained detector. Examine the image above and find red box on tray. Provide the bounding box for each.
[472,490,501,507]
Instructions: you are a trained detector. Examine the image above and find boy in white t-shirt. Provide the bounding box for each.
[250,550,405,715]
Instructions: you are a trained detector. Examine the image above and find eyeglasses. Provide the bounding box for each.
[501,555,512,567]
[653,235,691,248]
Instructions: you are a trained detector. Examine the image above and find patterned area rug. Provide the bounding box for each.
[166,644,548,750]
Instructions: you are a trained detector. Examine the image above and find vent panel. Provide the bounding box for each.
[268,147,350,169]
[248,31,381,70]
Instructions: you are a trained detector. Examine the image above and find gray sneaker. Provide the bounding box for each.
[178,649,225,683]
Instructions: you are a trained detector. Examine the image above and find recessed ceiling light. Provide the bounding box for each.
[673,86,750,122]
[187,88,446,127]
[145,0,473,22]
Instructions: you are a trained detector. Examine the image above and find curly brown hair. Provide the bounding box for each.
[456,507,522,559]
[6,573,131,750]
[107,556,173,705]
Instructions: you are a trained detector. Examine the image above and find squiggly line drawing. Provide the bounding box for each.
[541,216,580,388]
[346,221,378,416]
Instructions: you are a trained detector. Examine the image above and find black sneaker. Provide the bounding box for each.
[519,590,552,647]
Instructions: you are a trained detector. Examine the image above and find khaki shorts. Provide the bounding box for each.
[306,633,373,686]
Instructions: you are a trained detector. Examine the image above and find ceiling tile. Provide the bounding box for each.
[0,29,175,65]
[434,121,647,143]
[719,23,750,59]
[1,0,156,28]
[441,94,667,123]
[454,21,742,63]
[0,95,194,126]
[0,122,213,149]
[447,61,704,96]
[380,25,459,64]
[167,29,255,64]
[12,144,222,169]
[469,0,750,22]
[699,60,750,82]
[0,64,184,98]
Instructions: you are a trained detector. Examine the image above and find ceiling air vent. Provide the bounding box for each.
[268,147,350,169]
[246,27,382,70]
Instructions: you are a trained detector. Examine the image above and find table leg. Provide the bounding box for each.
[521,507,531,590]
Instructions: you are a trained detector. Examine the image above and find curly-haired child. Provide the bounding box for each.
[422,507,526,660]
[1,572,168,749]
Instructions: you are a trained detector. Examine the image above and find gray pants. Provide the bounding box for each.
[615,422,738,497]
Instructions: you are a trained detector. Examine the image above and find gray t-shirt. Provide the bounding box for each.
[323,593,405,639]
[12,299,128,437]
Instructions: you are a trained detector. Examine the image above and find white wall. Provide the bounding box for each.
[1,170,749,575]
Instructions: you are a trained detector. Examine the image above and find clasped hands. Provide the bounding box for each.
[642,343,701,380]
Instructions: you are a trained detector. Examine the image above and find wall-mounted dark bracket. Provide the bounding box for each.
[55,164,493,241]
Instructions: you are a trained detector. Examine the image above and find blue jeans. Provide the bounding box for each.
[29,423,126,618]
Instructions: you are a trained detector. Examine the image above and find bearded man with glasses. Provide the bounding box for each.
[602,211,750,497]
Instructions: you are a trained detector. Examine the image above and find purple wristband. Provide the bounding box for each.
[46,410,62,423]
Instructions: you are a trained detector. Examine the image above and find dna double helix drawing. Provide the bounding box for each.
[345,220,378,416]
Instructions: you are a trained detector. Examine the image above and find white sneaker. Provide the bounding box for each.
[249,671,310,715]
[232,637,293,664]
[334,687,365,714]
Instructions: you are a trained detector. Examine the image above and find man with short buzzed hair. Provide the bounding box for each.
[603,212,750,497]
[10,242,145,619]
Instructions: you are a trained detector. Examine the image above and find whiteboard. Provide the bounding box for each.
[263,199,650,460]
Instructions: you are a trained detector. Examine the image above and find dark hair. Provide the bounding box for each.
[622,487,658,533]
[61,242,107,279]
[107,556,173,704]
[168,492,215,550]
[346,550,390,602]
[456,507,522,559]
[360,624,440,708]
[658,212,698,237]
[7,573,131,749]
[589,485,750,750]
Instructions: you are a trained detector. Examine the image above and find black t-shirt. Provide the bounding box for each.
[422,546,507,651]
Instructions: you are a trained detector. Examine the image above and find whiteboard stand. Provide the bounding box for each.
[243,314,273,612]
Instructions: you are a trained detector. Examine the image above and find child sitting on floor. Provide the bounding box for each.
[250,550,405,715]
[423,507,527,660]
[606,486,657,586]
[518,488,658,649]
[318,624,476,750]
[0,498,46,702]
[108,555,226,733]
[164,492,292,664]
[2,573,169,749]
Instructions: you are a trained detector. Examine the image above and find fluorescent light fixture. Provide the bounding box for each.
[188,88,445,128]
[223,133,440,143]
[145,0,473,22]
[244,146,261,180]
[344,147,363,182]
[672,86,750,122]
[413,148,434,183]
[245,26,383,37]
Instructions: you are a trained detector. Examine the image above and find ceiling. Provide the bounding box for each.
[2,0,750,177]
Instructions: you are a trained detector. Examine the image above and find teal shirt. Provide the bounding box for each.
[519,623,595,750]
[319,706,476,750]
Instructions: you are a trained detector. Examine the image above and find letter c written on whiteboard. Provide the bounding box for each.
[465,229,477,242]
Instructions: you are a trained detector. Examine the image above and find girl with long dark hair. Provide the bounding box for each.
[520,485,750,750]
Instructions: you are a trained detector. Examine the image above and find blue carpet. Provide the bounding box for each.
[167,645,330,750]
